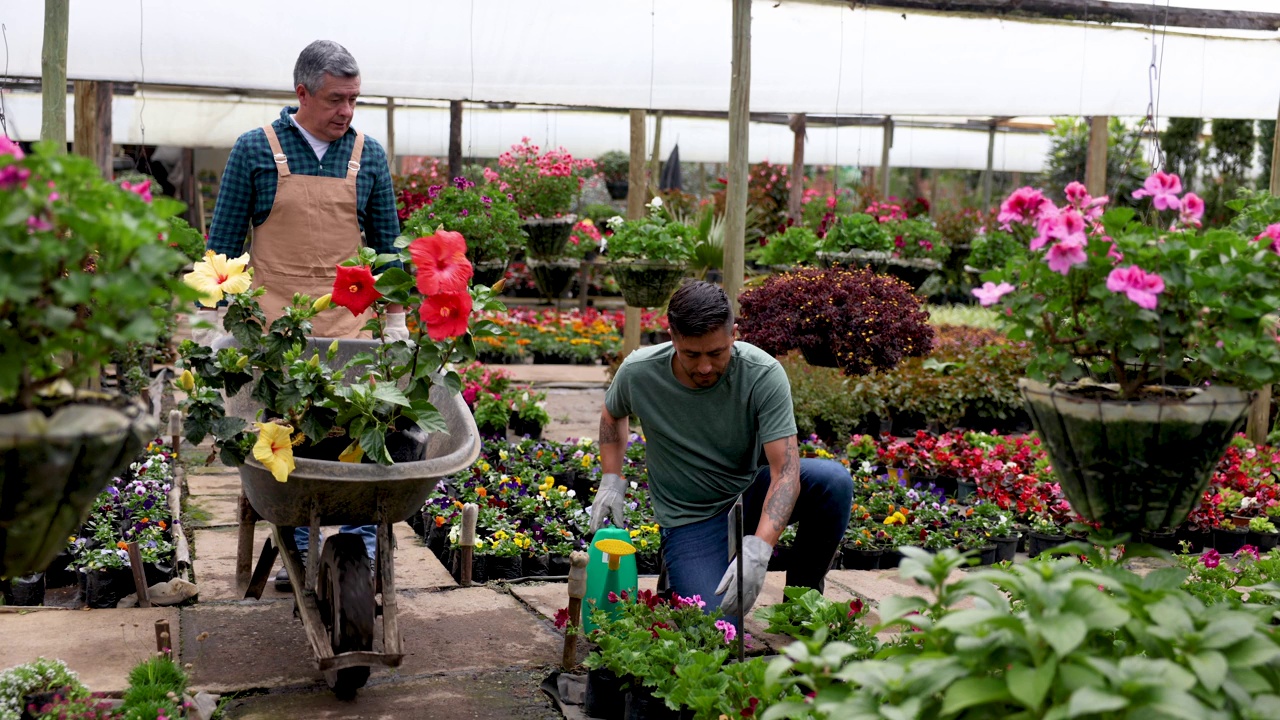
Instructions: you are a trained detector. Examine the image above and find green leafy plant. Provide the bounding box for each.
[1250,516,1277,533]
[756,587,878,650]
[510,388,551,427]
[965,228,1026,272]
[604,202,697,263]
[472,391,511,433]
[595,151,630,183]
[401,177,525,267]
[754,225,820,267]
[0,140,200,409]
[819,213,893,253]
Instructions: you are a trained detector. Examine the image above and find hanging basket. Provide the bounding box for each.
[1018,378,1253,533]
[815,250,939,290]
[521,215,577,261]
[0,397,156,577]
[608,261,688,308]
[527,258,582,302]
[471,259,509,288]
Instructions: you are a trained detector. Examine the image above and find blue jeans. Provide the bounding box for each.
[659,459,853,620]
[294,525,377,560]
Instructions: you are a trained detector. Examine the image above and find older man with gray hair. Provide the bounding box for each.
[200,40,405,590]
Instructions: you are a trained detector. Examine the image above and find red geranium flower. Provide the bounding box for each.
[331,264,381,316]
[409,228,473,295]
[421,291,473,340]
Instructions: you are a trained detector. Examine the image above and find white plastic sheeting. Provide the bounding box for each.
[0,91,1053,172]
[2,0,1278,119]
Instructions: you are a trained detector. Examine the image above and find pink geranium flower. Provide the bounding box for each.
[998,187,1054,230]
[714,619,737,644]
[1106,265,1165,310]
[1132,172,1182,211]
[971,281,1015,307]
[121,179,153,203]
[1031,208,1086,251]
[1044,237,1088,275]
[1254,224,1280,253]
[1063,181,1109,220]
[1178,192,1205,227]
[1201,548,1220,569]
[0,136,30,189]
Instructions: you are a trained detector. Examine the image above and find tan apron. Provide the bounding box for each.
[249,124,371,339]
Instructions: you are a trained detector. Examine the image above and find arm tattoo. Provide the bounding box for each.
[600,415,622,445]
[763,437,800,530]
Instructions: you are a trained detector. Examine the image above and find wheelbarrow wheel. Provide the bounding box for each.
[316,533,374,697]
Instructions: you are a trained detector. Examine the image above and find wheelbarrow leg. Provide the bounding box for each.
[377,518,402,656]
[306,505,321,593]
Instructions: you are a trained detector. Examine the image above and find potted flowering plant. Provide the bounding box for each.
[483,137,596,259]
[0,141,198,578]
[603,200,697,308]
[401,176,525,286]
[737,266,934,376]
[507,389,551,440]
[976,175,1280,532]
[595,150,631,200]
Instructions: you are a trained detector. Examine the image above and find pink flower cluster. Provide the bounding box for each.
[0,136,31,189]
[866,200,907,223]
[121,178,153,203]
[495,137,596,184]
[1131,171,1206,228]
[1255,224,1280,254]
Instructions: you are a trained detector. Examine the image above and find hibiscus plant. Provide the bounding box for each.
[975,175,1280,398]
[0,140,199,410]
[177,228,506,478]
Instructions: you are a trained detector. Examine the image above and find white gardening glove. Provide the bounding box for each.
[716,535,773,618]
[190,308,228,347]
[588,473,628,534]
[384,312,410,342]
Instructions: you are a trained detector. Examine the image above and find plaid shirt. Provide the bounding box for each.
[206,106,400,259]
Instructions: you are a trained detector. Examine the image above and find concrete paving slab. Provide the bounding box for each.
[489,364,609,386]
[0,608,180,692]
[394,587,562,676]
[391,523,456,591]
[181,602,318,692]
[192,525,292,603]
[187,472,242,497]
[828,568,969,606]
[224,668,560,719]
[188,493,241,528]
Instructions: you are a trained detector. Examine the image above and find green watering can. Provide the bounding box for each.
[581,527,639,634]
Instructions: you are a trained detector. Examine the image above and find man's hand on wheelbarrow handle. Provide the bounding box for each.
[588,472,628,533]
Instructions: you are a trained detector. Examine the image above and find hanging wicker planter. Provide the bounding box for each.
[815,249,940,290]
[1018,378,1253,533]
[0,398,156,577]
[521,215,577,261]
[471,259,509,288]
[608,261,688,308]
[527,258,582,302]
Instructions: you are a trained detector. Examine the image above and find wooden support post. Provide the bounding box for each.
[41,0,69,152]
[622,109,648,360]
[126,541,150,608]
[73,80,112,178]
[561,551,589,669]
[235,492,258,591]
[1085,116,1109,198]
[982,119,997,210]
[649,111,664,196]
[385,97,397,175]
[1247,101,1280,445]
[880,117,893,199]
[154,619,172,659]
[378,519,402,655]
[449,100,463,181]
[459,502,479,587]
[724,0,752,314]
[788,113,806,222]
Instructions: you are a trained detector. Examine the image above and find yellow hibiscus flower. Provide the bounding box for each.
[184,250,253,307]
[253,422,296,483]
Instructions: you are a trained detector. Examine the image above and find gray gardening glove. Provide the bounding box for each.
[190,308,228,347]
[716,535,772,618]
[588,473,627,534]
[383,312,410,342]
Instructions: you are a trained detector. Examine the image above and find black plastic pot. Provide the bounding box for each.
[43,549,77,589]
[993,535,1018,563]
[3,572,45,606]
[841,546,883,570]
[79,567,131,608]
[976,544,998,566]
[1174,526,1213,554]
[425,518,449,562]
[449,549,487,584]
[1019,379,1252,533]
[1249,530,1280,553]
[406,509,426,538]
[1214,527,1249,555]
[880,549,903,569]
[584,667,625,720]
[523,552,549,577]
[547,555,571,576]
[636,552,661,575]
[1026,530,1067,559]
[508,417,544,440]
[624,683,685,720]
[956,480,978,503]
[1137,529,1180,553]
[605,180,629,200]
[485,554,523,581]
[143,562,175,588]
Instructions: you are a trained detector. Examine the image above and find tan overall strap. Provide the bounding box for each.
[346,131,365,185]
[261,125,291,178]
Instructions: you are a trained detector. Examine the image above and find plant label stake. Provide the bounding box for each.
[730,497,745,663]
[459,502,479,587]
[562,550,589,670]
[126,541,150,608]
[154,619,172,659]
[168,410,181,463]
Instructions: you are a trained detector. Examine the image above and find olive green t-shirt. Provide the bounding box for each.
[605,341,797,528]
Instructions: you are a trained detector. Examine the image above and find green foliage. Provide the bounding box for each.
[965,228,1026,272]
[472,391,511,432]
[603,204,697,263]
[762,547,1280,720]
[595,150,630,182]
[756,587,878,651]
[1259,120,1276,191]
[0,658,85,720]
[754,225,820,267]
[510,388,551,426]
[167,216,208,263]
[401,182,525,266]
[578,202,620,228]
[489,138,595,218]
[819,213,893,253]
[1228,188,1280,240]
[1162,118,1203,188]
[926,304,1002,330]
[1045,117,1149,207]
[1204,119,1258,225]
[0,142,201,409]
[668,204,725,278]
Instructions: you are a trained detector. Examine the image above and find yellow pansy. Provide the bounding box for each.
[184,250,253,308]
[884,511,908,526]
[253,422,296,483]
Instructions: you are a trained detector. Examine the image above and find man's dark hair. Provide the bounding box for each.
[667,281,734,338]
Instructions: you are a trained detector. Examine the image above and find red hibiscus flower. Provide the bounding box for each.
[409,228,473,295]
[421,291,473,341]
[331,264,381,316]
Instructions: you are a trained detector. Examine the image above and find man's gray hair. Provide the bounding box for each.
[293,40,360,94]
